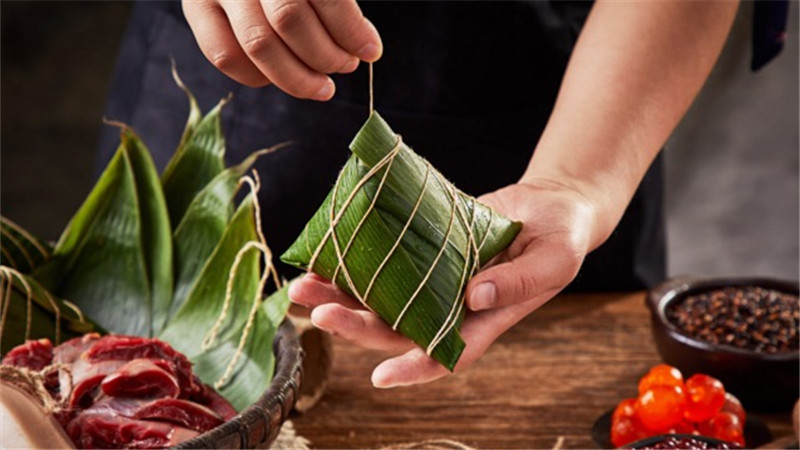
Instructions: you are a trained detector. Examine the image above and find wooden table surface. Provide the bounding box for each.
[291,292,794,449]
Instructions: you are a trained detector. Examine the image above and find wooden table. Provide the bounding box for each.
[292,292,794,449]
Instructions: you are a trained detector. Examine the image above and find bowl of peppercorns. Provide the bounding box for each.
[647,277,799,412]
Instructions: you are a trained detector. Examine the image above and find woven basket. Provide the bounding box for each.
[174,318,304,449]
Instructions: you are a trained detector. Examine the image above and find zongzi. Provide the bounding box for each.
[282,112,520,370]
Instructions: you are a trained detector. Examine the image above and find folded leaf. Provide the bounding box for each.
[282,112,520,370]
[0,267,98,353]
[0,217,52,274]
[189,285,290,411]
[171,151,268,316]
[159,194,260,358]
[161,90,228,228]
[48,129,172,337]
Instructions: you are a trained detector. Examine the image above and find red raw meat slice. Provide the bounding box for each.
[191,379,237,421]
[53,333,100,365]
[86,396,223,433]
[2,338,53,370]
[101,359,179,398]
[134,398,223,433]
[66,413,199,449]
[86,336,197,397]
[68,359,127,408]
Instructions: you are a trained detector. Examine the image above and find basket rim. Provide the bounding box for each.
[173,317,303,449]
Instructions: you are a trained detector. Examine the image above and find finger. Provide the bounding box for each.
[310,304,415,353]
[466,238,582,311]
[288,274,364,310]
[183,0,271,87]
[261,0,359,74]
[219,0,335,100]
[371,347,448,388]
[370,296,549,389]
[310,0,382,61]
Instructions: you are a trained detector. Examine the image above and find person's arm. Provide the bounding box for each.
[468,0,741,311]
[523,0,740,251]
[291,0,740,388]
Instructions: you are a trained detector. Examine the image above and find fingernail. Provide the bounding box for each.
[288,280,302,304]
[313,78,335,101]
[357,42,381,62]
[309,314,332,334]
[338,58,359,74]
[470,282,497,311]
[371,371,396,389]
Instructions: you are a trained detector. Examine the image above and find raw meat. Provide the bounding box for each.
[66,413,199,449]
[191,379,238,421]
[86,336,198,397]
[1,335,237,449]
[86,396,223,433]
[2,338,53,370]
[101,359,179,399]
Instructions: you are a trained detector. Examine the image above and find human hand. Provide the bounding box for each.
[182,0,382,100]
[289,179,599,387]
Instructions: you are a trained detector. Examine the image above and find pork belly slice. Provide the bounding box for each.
[101,359,180,399]
[2,338,53,370]
[85,336,197,397]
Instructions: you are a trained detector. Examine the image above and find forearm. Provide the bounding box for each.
[522,0,739,249]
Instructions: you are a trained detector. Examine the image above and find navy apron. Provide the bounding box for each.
[98,1,665,292]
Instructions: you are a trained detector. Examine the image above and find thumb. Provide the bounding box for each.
[466,239,582,311]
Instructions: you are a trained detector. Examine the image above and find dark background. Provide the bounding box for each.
[1,1,797,280]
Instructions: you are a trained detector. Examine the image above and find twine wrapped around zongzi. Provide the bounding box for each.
[282,111,520,370]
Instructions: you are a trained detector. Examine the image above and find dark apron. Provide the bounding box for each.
[98,1,665,292]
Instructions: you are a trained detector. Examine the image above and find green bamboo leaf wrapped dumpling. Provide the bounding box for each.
[281,112,521,370]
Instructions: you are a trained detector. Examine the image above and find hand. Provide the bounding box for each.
[182,0,382,99]
[289,179,599,387]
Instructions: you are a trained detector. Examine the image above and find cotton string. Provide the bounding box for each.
[369,62,374,115]
[201,173,283,388]
[0,364,72,414]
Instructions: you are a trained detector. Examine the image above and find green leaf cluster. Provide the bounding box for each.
[0,67,287,411]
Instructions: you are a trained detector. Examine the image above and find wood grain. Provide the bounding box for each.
[292,292,794,449]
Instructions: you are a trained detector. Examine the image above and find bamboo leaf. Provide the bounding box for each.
[0,267,98,354]
[159,195,260,358]
[0,217,52,274]
[48,130,172,337]
[124,130,174,335]
[161,93,229,228]
[171,60,203,154]
[171,151,269,317]
[282,112,520,370]
[189,285,290,411]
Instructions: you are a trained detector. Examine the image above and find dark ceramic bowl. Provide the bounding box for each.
[174,318,304,449]
[647,277,799,411]
[623,434,740,449]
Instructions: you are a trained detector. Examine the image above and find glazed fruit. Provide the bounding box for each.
[611,417,645,448]
[635,385,686,431]
[684,374,726,422]
[638,364,684,395]
[614,398,637,421]
[610,365,747,448]
[698,412,745,446]
[720,393,745,424]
